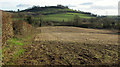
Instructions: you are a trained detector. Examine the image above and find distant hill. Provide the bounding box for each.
[21,5,69,12]
[20,5,97,17]
[9,5,98,22]
[5,5,119,30]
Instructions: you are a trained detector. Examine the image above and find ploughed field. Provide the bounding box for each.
[13,26,118,65]
[35,26,118,45]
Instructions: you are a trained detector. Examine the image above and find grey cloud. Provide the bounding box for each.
[80,2,93,5]
[90,5,117,9]
[16,4,31,7]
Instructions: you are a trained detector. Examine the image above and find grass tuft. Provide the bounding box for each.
[6,38,24,46]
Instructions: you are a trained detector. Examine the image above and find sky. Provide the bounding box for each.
[0,0,119,15]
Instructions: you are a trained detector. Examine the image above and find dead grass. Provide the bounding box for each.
[35,26,118,45]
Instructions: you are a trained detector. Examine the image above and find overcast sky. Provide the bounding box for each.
[0,0,119,15]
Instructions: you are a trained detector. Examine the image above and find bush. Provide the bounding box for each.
[25,16,34,24]
[2,12,14,44]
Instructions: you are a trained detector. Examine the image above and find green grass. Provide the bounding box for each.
[6,35,33,46]
[3,36,33,64]
[12,8,95,22]
[13,48,25,60]
[12,18,25,21]
[37,13,94,22]
[3,38,24,51]
[6,38,24,46]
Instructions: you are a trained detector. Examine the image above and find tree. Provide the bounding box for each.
[89,18,94,23]
[82,18,87,22]
[73,15,81,26]
[26,16,33,24]
[18,9,20,12]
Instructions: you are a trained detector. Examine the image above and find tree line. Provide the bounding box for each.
[24,15,120,30]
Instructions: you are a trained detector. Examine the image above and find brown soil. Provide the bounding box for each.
[5,26,119,65]
[35,26,118,45]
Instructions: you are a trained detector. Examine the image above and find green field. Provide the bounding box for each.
[42,13,94,22]
[12,6,95,22]
[13,12,94,22]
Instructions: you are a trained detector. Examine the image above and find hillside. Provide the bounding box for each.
[12,5,96,22]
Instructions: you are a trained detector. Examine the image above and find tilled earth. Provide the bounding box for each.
[14,41,118,65]
[4,26,119,65]
[34,26,118,45]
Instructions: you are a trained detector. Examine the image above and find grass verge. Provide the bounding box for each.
[2,35,33,65]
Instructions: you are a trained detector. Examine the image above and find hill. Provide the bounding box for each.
[11,5,97,22]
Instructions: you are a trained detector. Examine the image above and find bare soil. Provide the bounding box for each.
[5,26,119,65]
[35,26,118,45]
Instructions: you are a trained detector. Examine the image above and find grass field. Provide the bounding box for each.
[42,13,94,22]
[32,12,94,22]
[12,12,94,22]
[12,7,95,22]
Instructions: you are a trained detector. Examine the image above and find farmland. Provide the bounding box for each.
[2,5,119,66]
[11,5,95,22]
[35,26,118,45]
[42,13,93,22]
[3,26,118,65]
